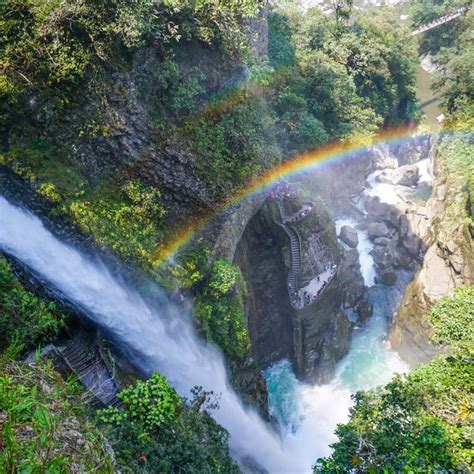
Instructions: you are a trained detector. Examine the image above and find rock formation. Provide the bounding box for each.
[390,139,474,366]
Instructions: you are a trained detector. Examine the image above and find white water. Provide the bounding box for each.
[336,218,376,286]
[0,196,302,473]
[0,193,408,472]
[365,170,404,205]
[263,210,407,467]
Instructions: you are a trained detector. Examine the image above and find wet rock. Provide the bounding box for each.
[402,231,421,257]
[371,145,398,169]
[380,269,397,286]
[374,237,391,247]
[355,298,373,323]
[339,225,359,248]
[398,214,410,237]
[376,171,394,184]
[338,249,365,308]
[371,245,394,270]
[368,222,390,239]
[394,246,416,270]
[365,196,401,226]
[393,164,420,187]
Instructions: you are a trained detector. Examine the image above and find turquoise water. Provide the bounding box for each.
[264,275,410,464]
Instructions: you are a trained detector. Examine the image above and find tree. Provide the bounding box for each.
[333,0,354,25]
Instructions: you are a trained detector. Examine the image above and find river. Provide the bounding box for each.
[0,9,441,472]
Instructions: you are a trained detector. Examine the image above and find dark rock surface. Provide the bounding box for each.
[393,164,420,187]
[235,194,365,384]
[368,221,390,239]
[339,225,359,248]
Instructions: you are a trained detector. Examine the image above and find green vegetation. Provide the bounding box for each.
[315,5,473,468]
[316,289,474,472]
[410,0,473,125]
[0,256,65,351]
[180,90,281,195]
[430,286,474,346]
[0,254,236,473]
[0,0,422,384]
[0,0,262,95]
[196,259,250,359]
[1,140,167,266]
[169,250,250,359]
[409,0,471,55]
[99,373,237,473]
[0,357,113,472]
[69,179,167,265]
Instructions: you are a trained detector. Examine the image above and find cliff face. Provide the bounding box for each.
[234,190,364,384]
[390,139,474,366]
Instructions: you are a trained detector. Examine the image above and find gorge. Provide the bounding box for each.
[0,0,472,472]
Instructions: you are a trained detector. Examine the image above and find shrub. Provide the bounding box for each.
[180,91,281,196]
[315,285,474,473]
[0,257,65,350]
[208,259,239,297]
[153,60,204,119]
[430,286,474,346]
[0,358,113,472]
[99,372,238,473]
[69,179,166,265]
[99,373,180,432]
[195,259,250,359]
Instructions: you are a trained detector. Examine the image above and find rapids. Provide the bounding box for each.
[264,217,408,466]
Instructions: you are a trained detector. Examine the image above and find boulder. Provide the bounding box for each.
[394,164,420,187]
[364,196,401,226]
[355,298,373,323]
[371,246,394,270]
[402,231,421,257]
[339,225,359,248]
[371,145,398,169]
[380,269,398,286]
[368,222,390,239]
[376,172,394,184]
[374,237,391,247]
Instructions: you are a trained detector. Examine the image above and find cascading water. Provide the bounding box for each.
[264,144,410,467]
[264,222,408,466]
[0,140,413,473]
[0,196,301,473]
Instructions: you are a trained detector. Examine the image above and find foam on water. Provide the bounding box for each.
[365,170,404,205]
[265,286,408,465]
[0,196,301,473]
[335,218,376,287]
[264,213,408,467]
[0,194,408,472]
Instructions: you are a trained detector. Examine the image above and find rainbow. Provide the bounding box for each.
[152,123,470,267]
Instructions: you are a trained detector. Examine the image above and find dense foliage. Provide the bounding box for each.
[99,373,237,473]
[409,0,472,55]
[169,250,250,359]
[315,289,474,472]
[430,286,474,346]
[314,5,473,468]
[0,357,113,472]
[0,259,236,473]
[0,256,65,350]
[0,0,262,95]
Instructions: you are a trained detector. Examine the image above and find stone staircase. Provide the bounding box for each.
[277,199,303,307]
[276,193,336,309]
[58,338,122,408]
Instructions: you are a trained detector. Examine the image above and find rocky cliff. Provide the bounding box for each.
[390,136,474,366]
[234,187,365,384]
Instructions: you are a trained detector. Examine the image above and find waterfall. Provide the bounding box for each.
[0,196,301,473]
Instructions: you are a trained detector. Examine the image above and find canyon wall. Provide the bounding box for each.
[390,139,474,365]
